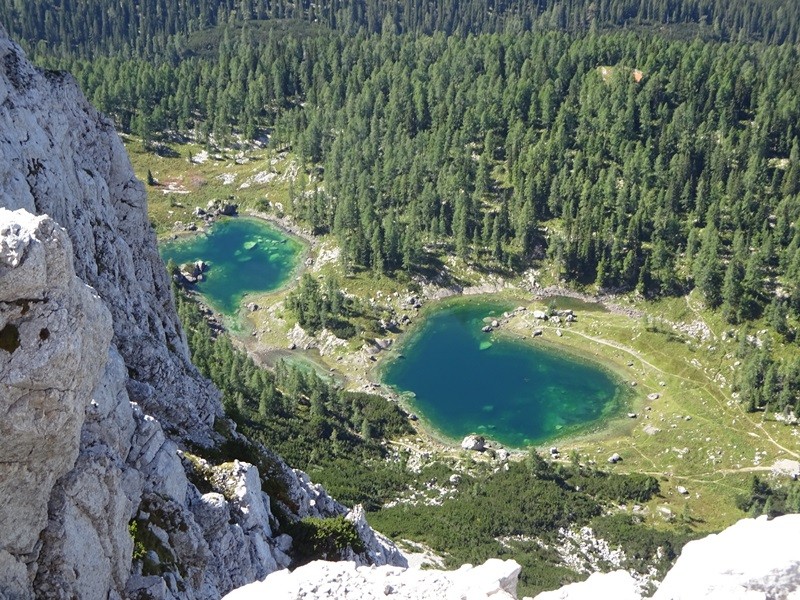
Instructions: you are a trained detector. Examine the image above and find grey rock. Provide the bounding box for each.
[345,505,408,568]
[461,435,486,451]
[0,209,113,584]
[0,31,220,446]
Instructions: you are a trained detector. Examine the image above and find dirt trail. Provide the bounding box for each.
[561,328,800,460]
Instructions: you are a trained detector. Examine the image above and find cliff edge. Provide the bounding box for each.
[0,28,403,600]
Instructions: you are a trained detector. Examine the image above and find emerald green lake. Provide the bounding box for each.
[160,218,304,314]
[382,300,625,448]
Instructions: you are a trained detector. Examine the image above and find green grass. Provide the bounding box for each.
[125,136,308,237]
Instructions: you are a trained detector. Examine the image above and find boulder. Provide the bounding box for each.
[533,310,548,320]
[207,199,238,216]
[608,453,622,464]
[461,435,486,452]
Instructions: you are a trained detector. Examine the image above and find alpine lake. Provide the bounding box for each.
[162,219,627,448]
[381,298,629,448]
[160,217,305,315]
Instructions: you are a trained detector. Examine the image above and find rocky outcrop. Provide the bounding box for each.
[344,505,408,567]
[223,558,522,600]
[0,209,113,599]
[652,514,800,599]
[0,27,218,445]
[530,515,800,600]
[224,515,800,600]
[0,28,402,600]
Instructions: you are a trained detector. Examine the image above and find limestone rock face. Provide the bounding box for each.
[0,208,113,599]
[223,558,522,600]
[345,505,408,568]
[0,28,219,445]
[652,514,800,600]
[0,27,403,600]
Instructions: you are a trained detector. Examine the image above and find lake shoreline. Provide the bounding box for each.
[376,295,635,452]
[160,215,308,316]
[163,217,657,455]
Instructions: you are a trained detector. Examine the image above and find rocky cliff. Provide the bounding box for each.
[0,28,403,600]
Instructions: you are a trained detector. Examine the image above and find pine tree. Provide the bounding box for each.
[693,226,723,307]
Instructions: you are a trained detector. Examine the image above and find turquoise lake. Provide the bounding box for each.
[160,217,304,314]
[382,300,625,448]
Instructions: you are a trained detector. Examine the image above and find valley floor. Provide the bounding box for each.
[132,136,800,538]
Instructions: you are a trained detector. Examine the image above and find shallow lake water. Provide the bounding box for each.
[160,217,304,314]
[382,299,625,447]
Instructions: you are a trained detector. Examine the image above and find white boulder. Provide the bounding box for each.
[461,435,486,451]
[653,515,800,599]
